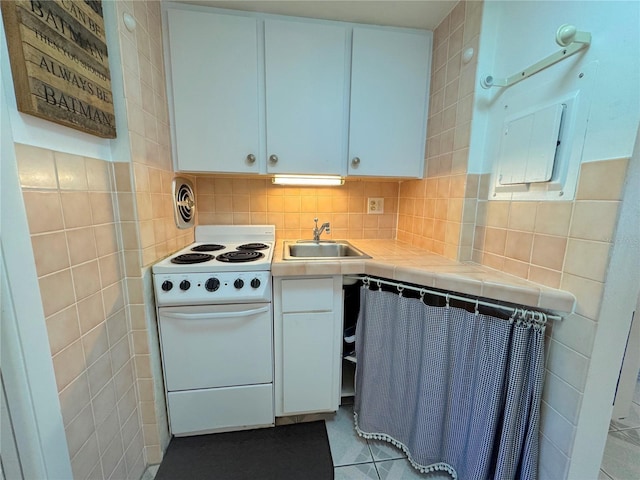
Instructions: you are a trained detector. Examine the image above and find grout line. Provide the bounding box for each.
[598,468,614,480]
[371,459,382,479]
[610,424,640,433]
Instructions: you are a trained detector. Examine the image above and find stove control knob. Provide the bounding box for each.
[161,280,173,292]
[180,280,191,291]
[250,278,261,289]
[234,279,244,289]
[205,278,220,292]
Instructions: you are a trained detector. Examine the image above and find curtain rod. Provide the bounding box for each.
[345,275,562,322]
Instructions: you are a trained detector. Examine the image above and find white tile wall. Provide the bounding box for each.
[549,313,597,357]
[539,434,570,479]
[542,372,583,425]
[540,402,577,457]
[546,340,590,392]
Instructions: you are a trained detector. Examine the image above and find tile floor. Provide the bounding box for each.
[326,400,452,480]
[599,376,640,480]
[142,381,640,480]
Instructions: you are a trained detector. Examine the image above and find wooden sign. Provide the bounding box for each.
[2,0,116,138]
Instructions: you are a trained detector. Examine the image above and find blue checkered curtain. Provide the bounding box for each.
[354,287,546,480]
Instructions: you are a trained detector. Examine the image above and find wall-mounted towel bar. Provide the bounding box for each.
[345,275,563,321]
[481,24,591,89]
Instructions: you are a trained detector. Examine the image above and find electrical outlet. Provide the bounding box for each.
[367,198,384,214]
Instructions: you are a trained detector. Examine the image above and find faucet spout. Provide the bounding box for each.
[312,217,331,241]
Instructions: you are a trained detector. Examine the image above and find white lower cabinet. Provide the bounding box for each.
[273,276,343,416]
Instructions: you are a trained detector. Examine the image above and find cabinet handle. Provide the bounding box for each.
[246,154,256,164]
[351,157,361,166]
[269,154,278,164]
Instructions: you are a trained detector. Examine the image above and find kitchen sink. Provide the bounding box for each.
[283,241,371,260]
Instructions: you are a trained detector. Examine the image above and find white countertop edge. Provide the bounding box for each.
[271,239,576,315]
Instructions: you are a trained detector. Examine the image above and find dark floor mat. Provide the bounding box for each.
[154,421,334,480]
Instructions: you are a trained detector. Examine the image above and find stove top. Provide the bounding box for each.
[152,225,275,274]
[152,226,275,306]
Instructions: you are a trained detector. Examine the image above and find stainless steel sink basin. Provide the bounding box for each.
[283,241,371,260]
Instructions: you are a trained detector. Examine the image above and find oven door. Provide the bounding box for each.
[158,303,273,392]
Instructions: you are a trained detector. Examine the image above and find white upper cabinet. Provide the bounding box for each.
[264,20,348,175]
[164,7,432,178]
[166,9,261,173]
[348,27,431,178]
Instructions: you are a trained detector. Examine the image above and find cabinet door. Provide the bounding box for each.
[274,276,342,416]
[281,312,336,414]
[265,20,348,175]
[348,27,431,178]
[167,9,261,173]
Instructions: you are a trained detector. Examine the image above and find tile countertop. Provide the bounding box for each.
[271,239,576,314]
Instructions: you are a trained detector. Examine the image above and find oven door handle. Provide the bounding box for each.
[161,306,270,320]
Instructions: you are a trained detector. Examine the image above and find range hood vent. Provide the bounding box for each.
[172,177,195,229]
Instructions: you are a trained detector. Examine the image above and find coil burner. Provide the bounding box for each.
[171,253,213,264]
[216,251,264,263]
[191,244,226,252]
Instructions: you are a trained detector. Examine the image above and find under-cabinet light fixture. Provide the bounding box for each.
[272,175,345,186]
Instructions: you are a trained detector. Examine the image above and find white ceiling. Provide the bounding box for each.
[170,1,458,30]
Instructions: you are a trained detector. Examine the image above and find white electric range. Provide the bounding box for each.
[153,224,275,306]
[152,225,276,436]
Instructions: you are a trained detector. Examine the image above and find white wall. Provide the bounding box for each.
[470,0,640,175]
[0,1,130,161]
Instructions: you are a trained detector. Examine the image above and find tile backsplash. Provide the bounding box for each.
[397,0,482,260]
[472,158,628,301]
[195,176,400,241]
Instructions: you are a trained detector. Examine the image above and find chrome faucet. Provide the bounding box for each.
[312,217,331,241]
